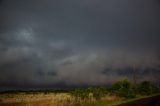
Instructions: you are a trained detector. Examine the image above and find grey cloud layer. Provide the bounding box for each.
[0,0,160,88]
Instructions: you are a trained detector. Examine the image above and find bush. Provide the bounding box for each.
[112,77,136,98]
[137,81,160,95]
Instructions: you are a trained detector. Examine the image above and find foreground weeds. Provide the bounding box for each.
[0,93,74,106]
[0,93,120,106]
[0,78,159,106]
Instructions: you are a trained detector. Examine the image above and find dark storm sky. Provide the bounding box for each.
[0,0,160,89]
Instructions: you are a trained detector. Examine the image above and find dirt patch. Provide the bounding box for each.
[101,95,120,101]
[118,95,160,106]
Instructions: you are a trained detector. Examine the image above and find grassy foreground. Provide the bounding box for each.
[0,78,160,106]
[0,92,122,106]
[0,92,158,106]
[0,93,75,106]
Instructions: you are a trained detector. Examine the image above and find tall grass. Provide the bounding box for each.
[0,92,120,106]
[0,78,159,106]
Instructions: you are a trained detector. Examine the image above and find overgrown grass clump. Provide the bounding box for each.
[70,87,108,100]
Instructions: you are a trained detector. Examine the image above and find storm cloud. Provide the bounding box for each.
[0,0,160,89]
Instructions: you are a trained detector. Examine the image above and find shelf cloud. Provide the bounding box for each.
[0,0,160,89]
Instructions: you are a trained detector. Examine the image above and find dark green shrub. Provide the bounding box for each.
[137,81,160,95]
[112,77,136,98]
[118,87,135,98]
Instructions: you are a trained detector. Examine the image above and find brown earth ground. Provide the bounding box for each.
[118,95,160,106]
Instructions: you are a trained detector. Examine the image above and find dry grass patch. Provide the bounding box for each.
[0,93,76,106]
[0,93,122,106]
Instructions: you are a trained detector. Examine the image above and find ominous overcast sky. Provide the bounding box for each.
[0,0,160,89]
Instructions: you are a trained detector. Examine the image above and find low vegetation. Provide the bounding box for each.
[0,78,160,106]
[137,81,160,95]
[111,78,136,98]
